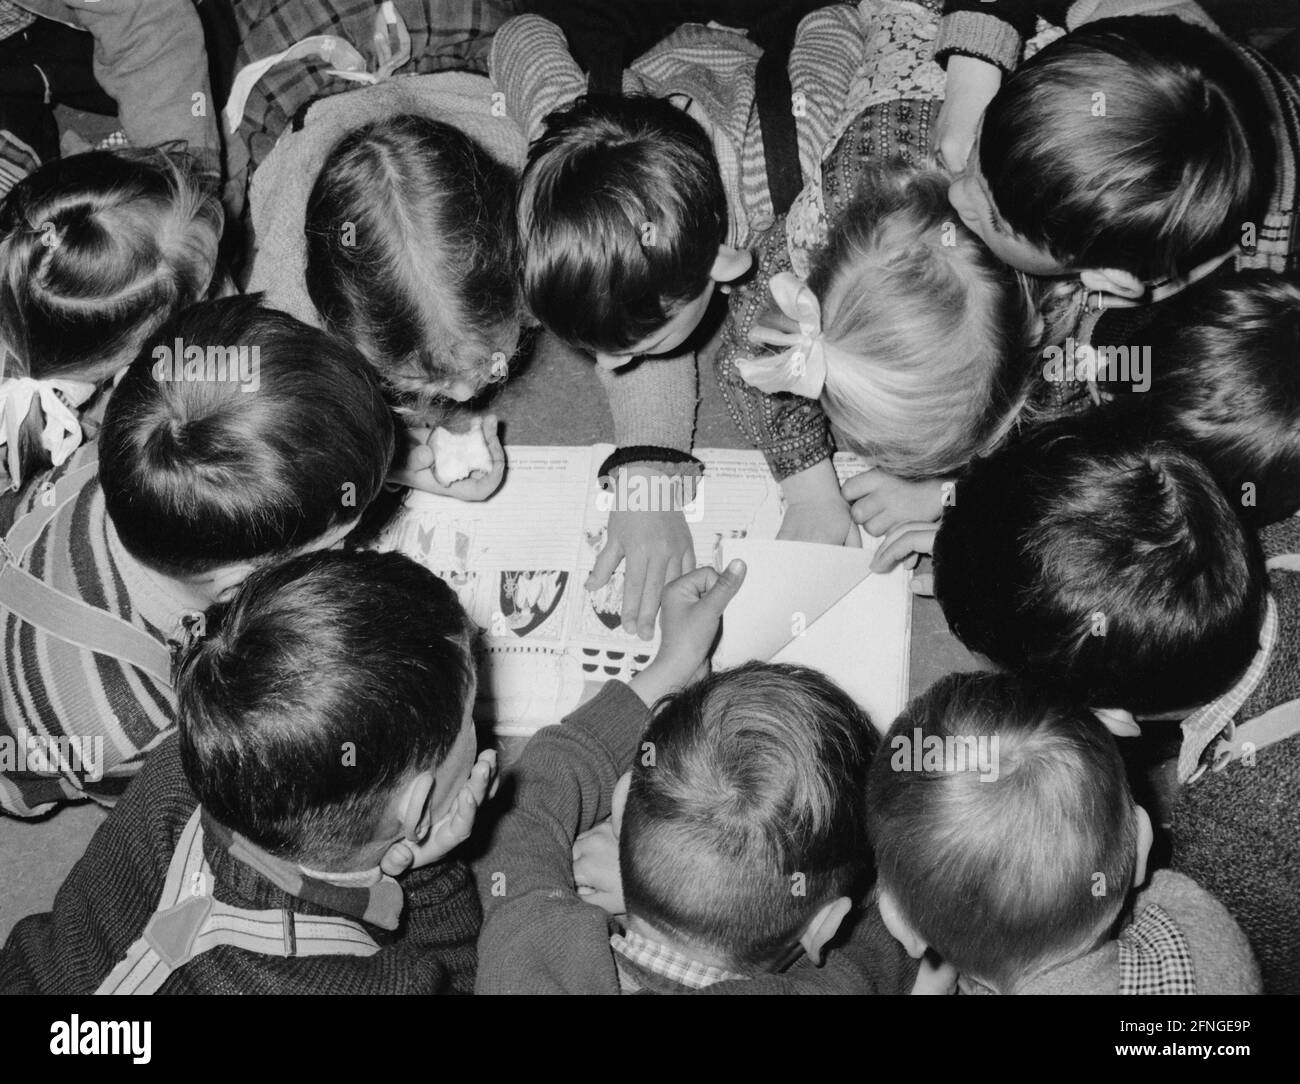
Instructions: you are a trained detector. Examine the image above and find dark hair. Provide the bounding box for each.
[933,415,1267,713]
[0,147,222,479]
[621,662,876,970]
[100,295,395,576]
[867,672,1139,991]
[980,17,1275,280]
[1109,272,1300,526]
[305,114,520,420]
[178,549,475,866]
[519,94,727,353]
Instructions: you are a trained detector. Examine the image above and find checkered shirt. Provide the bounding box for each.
[1118,904,1197,995]
[611,928,748,993]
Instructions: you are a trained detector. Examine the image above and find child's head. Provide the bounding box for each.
[1111,271,1300,526]
[801,165,1035,477]
[617,662,876,972]
[305,114,521,417]
[867,672,1152,993]
[933,415,1268,714]
[949,17,1275,286]
[0,147,223,480]
[100,296,395,602]
[519,94,751,370]
[178,549,478,870]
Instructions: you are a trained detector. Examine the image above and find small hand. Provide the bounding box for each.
[380,749,498,877]
[933,55,1002,173]
[777,498,862,547]
[871,520,939,595]
[842,468,948,538]
[573,818,625,916]
[391,415,506,501]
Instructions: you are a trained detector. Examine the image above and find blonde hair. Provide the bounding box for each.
[806,164,1035,478]
[0,146,222,478]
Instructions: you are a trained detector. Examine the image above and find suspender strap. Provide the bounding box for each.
[0,447,173,686]
[96,809,379,995]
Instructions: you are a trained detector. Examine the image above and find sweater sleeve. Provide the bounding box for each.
[0,737,192,994]
[597,351,699,455]
[789,5,866,183]
[473,680,650,994]
[489,14,587,142]
[66,0,221,165]
[934,1,1075,71]
[714,217,833,481]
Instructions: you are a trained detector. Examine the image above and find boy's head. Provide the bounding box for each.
[949,17,1275,291]
[933,415,1268,715]
[100,296,395,602]
[1111,271,1300,526]
[178,550,478,870]
[518,94,751,370]
[867,672,1153,993]
[617,662,876,972]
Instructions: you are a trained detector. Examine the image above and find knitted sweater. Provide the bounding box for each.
[474,680,917,995]
[1170,518,1300,994]
[491,10,864,455]
[956,870,1259,994]
[0,735,481,994]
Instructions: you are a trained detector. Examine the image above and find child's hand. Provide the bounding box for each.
[871,520,938,595]
[587,466,697,639]
[631,560,747,703]
[842,468,949,538]
[911,954,958,995]
[777,459,862,547]
[573,818,625,916]
[391,415,506,501]
[934,55,1002,172]
[380,749,498,877]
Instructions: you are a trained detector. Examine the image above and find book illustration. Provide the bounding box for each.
[498,570,568,638]
[578,645,654,681]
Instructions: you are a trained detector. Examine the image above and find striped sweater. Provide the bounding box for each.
[0,452,181,817]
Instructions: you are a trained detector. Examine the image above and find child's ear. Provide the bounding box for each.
[1132,805,1155,889]
[396,770,438,843]
[1078,267,1145,301]
[877,888,929,959]
[208,562,259,604]
[611,771,632,836]
[710,245,753,285]
[799,895,852,966]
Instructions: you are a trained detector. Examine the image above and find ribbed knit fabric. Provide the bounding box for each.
[247,71,528,327]
[474,680,918,995]
[0,456,177,817]
[0,736,481,994]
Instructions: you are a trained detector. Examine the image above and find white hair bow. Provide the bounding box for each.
[735,272,829,399]
[0,376,95,491]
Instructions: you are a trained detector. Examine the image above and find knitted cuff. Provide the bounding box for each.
[933,11,1023,74]
[598,446,704,482]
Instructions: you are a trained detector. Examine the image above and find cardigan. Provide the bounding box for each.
[0,735,481,994]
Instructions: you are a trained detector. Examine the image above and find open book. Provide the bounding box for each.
[379,445,911,736]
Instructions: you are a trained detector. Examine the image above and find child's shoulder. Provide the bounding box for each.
[1124,869,1261,994]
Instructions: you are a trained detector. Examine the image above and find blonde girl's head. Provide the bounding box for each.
[807,163,1036,478]
[0,146,223,486]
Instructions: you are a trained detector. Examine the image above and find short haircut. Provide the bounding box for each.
[519,94,727,354]
[809,163,1035,477]
[0,147,222,479]
[178,550,475,866]
[621,662,876,970]
[933,414,1267,713]
[867,672,1139,991]
[980,16,1275,280]
[1110,271,1300,526]
[100,295,395,577]
[305,114,520,419]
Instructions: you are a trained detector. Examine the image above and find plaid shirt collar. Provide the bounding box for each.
[610,928,748,993]
[1177,597,1278,784]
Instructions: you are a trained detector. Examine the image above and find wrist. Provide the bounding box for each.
[629,657,696,706]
